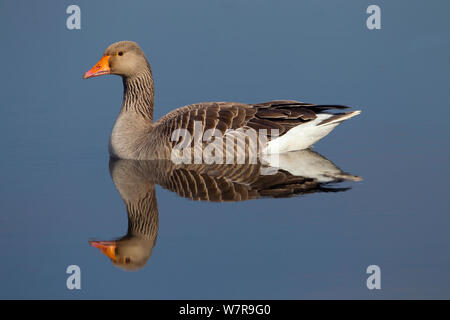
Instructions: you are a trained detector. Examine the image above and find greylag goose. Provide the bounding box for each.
[90,150,360,270]
[83,41,361,161]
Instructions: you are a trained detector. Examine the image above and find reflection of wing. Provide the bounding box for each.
[110,149,361,202]
[153,163,343,201]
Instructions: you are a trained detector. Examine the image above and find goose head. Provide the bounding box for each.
[83,41,148,79]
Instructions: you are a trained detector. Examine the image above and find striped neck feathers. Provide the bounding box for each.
[122,65,155,122]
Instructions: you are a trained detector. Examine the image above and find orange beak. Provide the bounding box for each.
[83,55,110,79]
[89,240,117,261]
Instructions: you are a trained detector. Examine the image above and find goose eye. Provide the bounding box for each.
[118,51,124,56]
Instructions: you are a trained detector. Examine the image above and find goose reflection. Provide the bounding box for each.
[89,150,361,271]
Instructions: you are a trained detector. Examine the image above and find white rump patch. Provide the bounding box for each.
[263,111,360,154]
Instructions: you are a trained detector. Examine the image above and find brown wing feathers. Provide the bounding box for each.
[155,100,350,150]
[248,101,349,136]
[158,163,348,202]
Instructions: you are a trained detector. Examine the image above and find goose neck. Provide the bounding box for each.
[122,67,154,122]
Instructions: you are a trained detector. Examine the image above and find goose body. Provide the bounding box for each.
[84,41,360,160]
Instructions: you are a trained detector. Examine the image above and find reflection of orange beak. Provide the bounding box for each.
[89,240,117,261]
[83,56,110,79]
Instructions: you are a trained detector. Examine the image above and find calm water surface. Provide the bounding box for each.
[0,0,449,299]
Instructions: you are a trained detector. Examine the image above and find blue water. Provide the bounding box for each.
[0,0,449,299]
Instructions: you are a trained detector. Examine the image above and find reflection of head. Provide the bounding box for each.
[89,194,159,271]
[90,159,159,271]
[90,235,155,271]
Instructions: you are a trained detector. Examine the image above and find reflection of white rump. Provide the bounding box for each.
[262,149,362,182]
